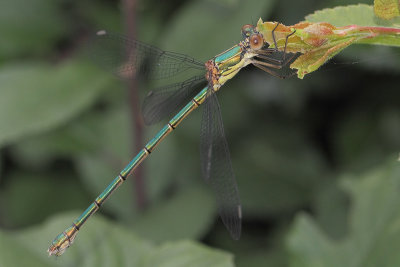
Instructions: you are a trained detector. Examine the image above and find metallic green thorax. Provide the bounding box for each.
[48,37,254,257]
[215,45,242,64]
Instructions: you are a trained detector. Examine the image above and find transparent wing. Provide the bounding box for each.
[90,30,205,80]
[142,76,207,125]
[200,89,242,240]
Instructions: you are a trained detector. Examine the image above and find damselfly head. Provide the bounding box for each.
[241,24,265,51]
[241,24,256,38]
[249,34,264,50]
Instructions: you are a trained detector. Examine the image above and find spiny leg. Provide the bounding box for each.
[281,28,296,61]
[271,22,280,53]
[254,51,297,68]
[254,52,297,71]
[253,63,295,79]
[250,23,295,76]
[252,27,298,78]
[255,23,282,57]
[268,23,297,63]
[255,54,283,65]
[251,59,282,69]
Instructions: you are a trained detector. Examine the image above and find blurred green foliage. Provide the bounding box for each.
[0,0,399,266]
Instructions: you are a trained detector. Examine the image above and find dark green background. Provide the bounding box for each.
[1,0,400,266]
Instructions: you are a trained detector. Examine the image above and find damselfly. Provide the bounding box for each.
[48,23,297,256]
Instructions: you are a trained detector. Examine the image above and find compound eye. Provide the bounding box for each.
[249,34,263,50]
[241,24,255,37]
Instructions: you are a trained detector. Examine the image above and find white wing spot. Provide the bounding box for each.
[205,146,212,178]
[96,30,107,36]
[238,205,242,219]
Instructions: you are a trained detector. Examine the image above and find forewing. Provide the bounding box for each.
[200,89,242,240]
[90,30,204,80]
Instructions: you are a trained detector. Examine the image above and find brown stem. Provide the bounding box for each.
[122,0,147,210]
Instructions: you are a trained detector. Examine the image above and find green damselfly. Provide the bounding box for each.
[48,23,297,256]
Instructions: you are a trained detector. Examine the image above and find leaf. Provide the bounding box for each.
[4,213,233,266]
[258,5,400,78]
[0,0,70,59]
[133,185,216,242]
[374,0,400,20]
[140,240,234,267]
[287,158,400,267]
[236,248,288,267]
[332,109,400,172]
[312,181,349,239]
[0,231,52,267]
[9,117,98,168]
[305,6,400,49]
[0,171,89,228]
[306,4,400,27]
[75,0,122,32]
[17,212,153,266]
[290,37,357,79]
[234,121,328,216]
[0,60,112,148]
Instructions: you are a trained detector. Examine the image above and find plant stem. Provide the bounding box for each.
[122,0,147,210]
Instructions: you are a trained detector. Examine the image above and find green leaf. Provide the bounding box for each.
[16,212,154,266]
[9,117,98,168]
[333,109,400,172]
[236,248,288,267]
[0,171,89,228]
[75,0,122,32]
[287,158,400,267]
[3,213,233,266]
[275,4,400,78]
[9,109,103,168]
[0,60,112,148]
[0,0,70,59]
[0,231,52,267]
[140,240,234,267]
[306,4,400,27]
[312,181,349,239]
[374,0,400,20]
[234,122,328,216]
[133,185,216,242]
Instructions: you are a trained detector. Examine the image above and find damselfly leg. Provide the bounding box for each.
[252,25,298,79]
